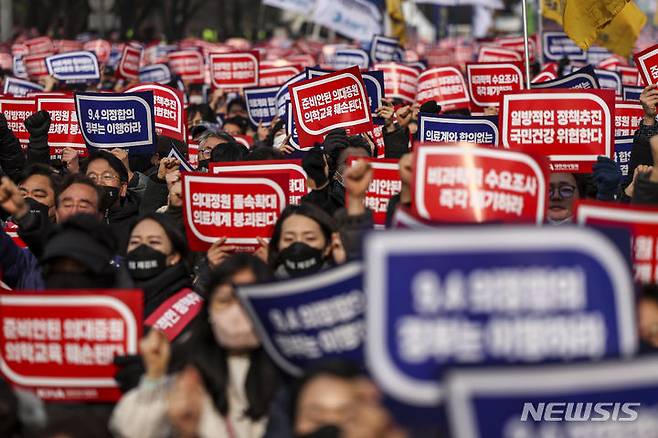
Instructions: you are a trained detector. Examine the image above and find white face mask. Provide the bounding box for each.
[273,132,287,149]
[189,95,204,105]
[210,304,260,350]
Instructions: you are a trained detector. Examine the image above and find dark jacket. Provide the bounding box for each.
[139,175,170,215]
[383,126,410,159]
[106,195,141,255]
[0,225,44,290]
[0,115,27,183]
[300,182,345,217]
[334,208,374,261]
[632,173,658,206]
[137,262,194,318]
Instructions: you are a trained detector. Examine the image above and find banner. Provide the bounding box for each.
[124,83,185,142]
[45,51,100,83]
[530,64,600,90]
[362,70,385,125]
[542,31,587,63]
[167,50,205,83]
[23,54,49,79]
[209,51,259,89]
[623,85,643,100]
[330,49,370,70]
[117,43,143,81]
[576,201,658,284]
[83,39,111,65]
[0,290,142,402]
[244,86,279,127]
[347,158,401,228]
[263,0,316,14]
[412,145,547,224]
[445,358,658,438]
[3,77,43,97]
[238,262,364,376]
[36,95,86,159]
[210,160,308,205]
[259,65,302,87]
[594,68,622,95]
[419,114,498,145]
[0,97,36,145]
[614,100,643,138]
[138,64,172,84]
[289,65,372,146]
[634,43,658,85]
[365,226,636,406]
[500,89,615,172]
[370,35,403,63]
[614,137,633,178]
[375,63,420,103]
[477,46,522,63]
[312,0,382,42]
[466,62,524,108]
[415,67,470,112]
[75,91,156,150]
[182,173,288,251]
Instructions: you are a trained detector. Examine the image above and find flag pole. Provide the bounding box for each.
[522,0,532,88]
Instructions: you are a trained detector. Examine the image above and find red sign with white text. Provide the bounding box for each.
[168,50,205,83]
[0,97,36,146]
[615,101,643,138]
[617,66,641,86]
[259,66,302,87]
[412,144,548,224]
[477,46,522,63]
[495,35,537,63]
[183,173,288,251]
[54,40,83,54]
[83,40,111,64]
[500,89,615,173]
[634,43,658,85]
[576,201,658,284]
[0,290,142,402]
[209,51,259,89]
[347,158,401,228]
[289,65,372,146]
[36,95,87,159]
[24,37,54,55]
[117,43,143,81]
[288,54,316,68]
[415,66,469,111]
[125,83,186,141]
[374,63,419,103]
[466,62,524,108]
[23,54,49,79]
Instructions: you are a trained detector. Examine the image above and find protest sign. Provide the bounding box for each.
[244,86,278,126]
[598,55,626,71]
[576,201,658,284]
[0,53,12,71]
[75,91,156,150]
[362,70,385,125]
[182,173,288,251]
[45,51,100,82]
[530,71,556,84]
[166,144,194,172]
[614,137,633,179]
[594,68,622,95]
[618,66,641,86]
[288,54,316,68]
[24,36,54,55]
[289,65,372,146]
[83,39,111,64]
[614,101,643,138]
[210,160,308,205]
[415,67,469,112]
[412,145,547,224]
[124,83,185,142]
[495,35,537,63]
[370,35,402,63]
[0,97,36,146]
[238,262,364,376]
[36,95,86,158]
[3,77,43,97]
[347,158,401,228]
[187,138,199,167]
[263,0,316,14]
[0,290,142,402]
[275,70,307,117]
[477,46,522,63]
[23,54,49,79]
[623,85,643,101]
[466,62,524,108]
[419,114,498,146]
[330,49,370,70]
[167,50,205,83]
[500,89,615,173]
[116,43,142,81]
[530,65,599,90]
[374,62,419,103]
[445,358,658,438]
[13,55,28,79]
[138,64,172,84]
[542,31,587,63]
[259,65,302,87]
[11,43,28,57]
[209,51,259,89]
[365,226,636,406]
[634,43,658,86]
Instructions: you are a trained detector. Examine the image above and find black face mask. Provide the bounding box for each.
[125,244,168,281]
[198,159,210,171]
[98,185,120,211]
[296,425,340,438]
[45,272,115,289]
[278,242,325,277]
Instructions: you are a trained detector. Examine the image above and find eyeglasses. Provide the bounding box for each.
[87,172,119,184]
[549,184,577,199]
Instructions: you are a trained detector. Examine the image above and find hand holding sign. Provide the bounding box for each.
[0,176,28,219]
[639,85,658,123]
[207,237,237,269]
[158,157,181,180]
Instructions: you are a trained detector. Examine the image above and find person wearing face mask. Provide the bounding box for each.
[546,173,589,225]
[110,254,283,438]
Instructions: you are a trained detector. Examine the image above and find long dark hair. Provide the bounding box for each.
[172,254,279,420]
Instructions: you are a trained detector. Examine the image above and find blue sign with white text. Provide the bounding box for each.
[238,262,365,376]
[363,70,385,125]
[331,49,370,70]
[138,64,171,84]
[615,137,633,181]
[244,86,279,127]
[3,77,43,96]
[45,51,100,82]
[275,70,307,117]
[419,114,498,145]
[531,65,600,90]
[595,68,622,95]
[370,35,403,63]
[543,32,587,63]
[623,86,643,101]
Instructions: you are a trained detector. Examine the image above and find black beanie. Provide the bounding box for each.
[302,146,329,188]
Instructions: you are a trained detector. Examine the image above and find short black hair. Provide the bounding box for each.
[246,146,284,161]
[206,253,273,298]
[223,116,250,135]
[83,150,129,183]
[129,212,189,260]
[210,141,249,163]
[55,174,102,211]
[19,163,61,193]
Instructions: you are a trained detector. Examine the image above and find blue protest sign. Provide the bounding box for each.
[285,102,301,150]
[238,262,365,376]
[615,137,633,180]
[623,86,643,101]
[275,70,307,117]
[531,65,600,90]
[45,51,100,83]
[138,64,172,84]
[595,68,622,95]
[370,35,402,64]
[12,56,27,79]
[3,77,44,96]
[306,67,332,79]
[365,227,636,407]
[244,86,279,127]
[107,45,122,70]
[363,70,385,125]
[419,114,498,145]
[542,32,587,63]
[586,46,613,65]
[445,358,658,438]
[75,91,156,150]
[331,49,370,70]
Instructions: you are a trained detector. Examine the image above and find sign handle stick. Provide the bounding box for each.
[522,0,532,89]
[536,0,543,64]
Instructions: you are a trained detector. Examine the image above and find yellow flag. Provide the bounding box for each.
[386,0,407,46]
[542,0,564,25]
[562,0,629,50]
[596,1,647,57]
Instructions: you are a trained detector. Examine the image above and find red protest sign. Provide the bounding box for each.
[288,54,316,68]
[125,83,186,142]
[500,89,615,173]
[23,54,49,79]
[259,65,302,87]
[347,158,401,228]
[599,55,627,71]
[374,63,419,103]
[466,62,524,108]
[415,66,469,112]
[615,101,643,138]
[0,53,12,71]
[477,46,522,63]
[24,36,54,55]
[427,48,454,67]
[210,160,308,205]
[36,95,87,159]
[11,43,28,57]
[187,137,199,167]
[617,66,641,86]
[634,44,658,85]
[209,51,259,89]
[0,289,142,402]
[168,50,204,83]
[412,144,548,224]
[0,97,36,146]
[117,43,143,81]
[54,40,83,54]
[182,173,288,252]
[289,65,372,147]
[495,35,537,63]
[83,40,111,64]
[575,201,658,284]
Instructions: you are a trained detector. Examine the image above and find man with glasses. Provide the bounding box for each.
[546,173,581,225]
